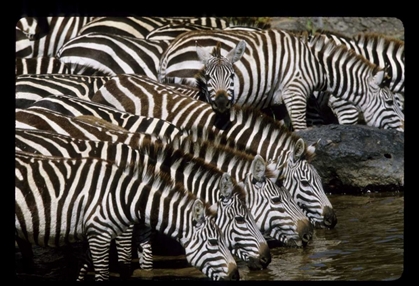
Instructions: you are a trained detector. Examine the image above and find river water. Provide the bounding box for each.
[15,191,404,281]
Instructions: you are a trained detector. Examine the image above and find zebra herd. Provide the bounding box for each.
[15,16,404,281]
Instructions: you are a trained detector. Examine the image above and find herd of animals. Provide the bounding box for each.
[15,16,405,281]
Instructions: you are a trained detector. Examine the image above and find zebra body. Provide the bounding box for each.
[16,17,94,58]
[145,23,215,41]
[15,150,239,281]
[16,74,111,108]
[158,29,403,131]
[77,16,228,39]
[16,57,70,76]
[91,74,336,229]
[56,32,170,77]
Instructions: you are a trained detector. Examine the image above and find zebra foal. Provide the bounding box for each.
[15,150,239,281]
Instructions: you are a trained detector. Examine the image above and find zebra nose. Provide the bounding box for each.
[297,219,314,247]
[247,244,272,270]
[323,206,337,229]
[224,262,240,281]
[213,92,231,114]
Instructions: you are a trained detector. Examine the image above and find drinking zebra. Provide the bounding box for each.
[15,150,239,281]
[157,29,404,131]
[301,30,405,125]
[15,128,273,272]
[16,74,111,108]
[16,16,94,58]
[91,74,337,229]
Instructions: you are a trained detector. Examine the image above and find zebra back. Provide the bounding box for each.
[15,150,238,281]
[16,74,111,108]
[77,16,228,39]
[56,32,170,77]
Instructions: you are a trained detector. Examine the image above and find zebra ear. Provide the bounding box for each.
[226,40,246,63]
[293,138,306,162]
[251,154,266,183]
[370,69,385,88]
[192,199,205,226]
[196,41,212,63]
[219,173,234,199]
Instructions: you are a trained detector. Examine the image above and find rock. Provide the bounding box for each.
[270,17,404,40]
[294,124,404,194]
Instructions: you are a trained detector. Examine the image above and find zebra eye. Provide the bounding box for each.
[208,239,218,246]
[235,216,245,223]
[301,180,310,187]
[271,197,281,203]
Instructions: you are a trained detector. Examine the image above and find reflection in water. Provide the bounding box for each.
[15,192,404,281]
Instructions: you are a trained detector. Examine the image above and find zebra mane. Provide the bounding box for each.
[353,32,404,53]
[229,105,314,161]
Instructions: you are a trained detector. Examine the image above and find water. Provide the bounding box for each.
[15,192,404,281]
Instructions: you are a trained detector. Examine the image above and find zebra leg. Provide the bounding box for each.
[115,225,134,279]
[15,236,34,273]
[76,241,93,281]
[87,236,112,281]
[133,223,154,270]
[282,91,308,131]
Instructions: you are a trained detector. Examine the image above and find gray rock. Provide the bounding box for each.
[295,124,404,194]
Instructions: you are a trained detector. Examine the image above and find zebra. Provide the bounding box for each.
[56,32,171,77]
[304,30,405,125]
[16,17,94,58]
[23,93,187,141]
[91,74,337,229]
[77,16,228,39]
[15,150,239,281]
[16,57,70,76]
[16,74,111,108]
[307,33,404,131]
[157,29,404,131]
[15,128,273,273]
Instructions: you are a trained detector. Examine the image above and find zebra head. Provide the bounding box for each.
[196,40,246,114]
[277,138,337,229]
[362,69,404,131]
[182,199,239,281]
[244,155,314,247]
[211,173,271,270]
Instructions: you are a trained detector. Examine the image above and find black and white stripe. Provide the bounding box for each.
[15,150,239,281]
